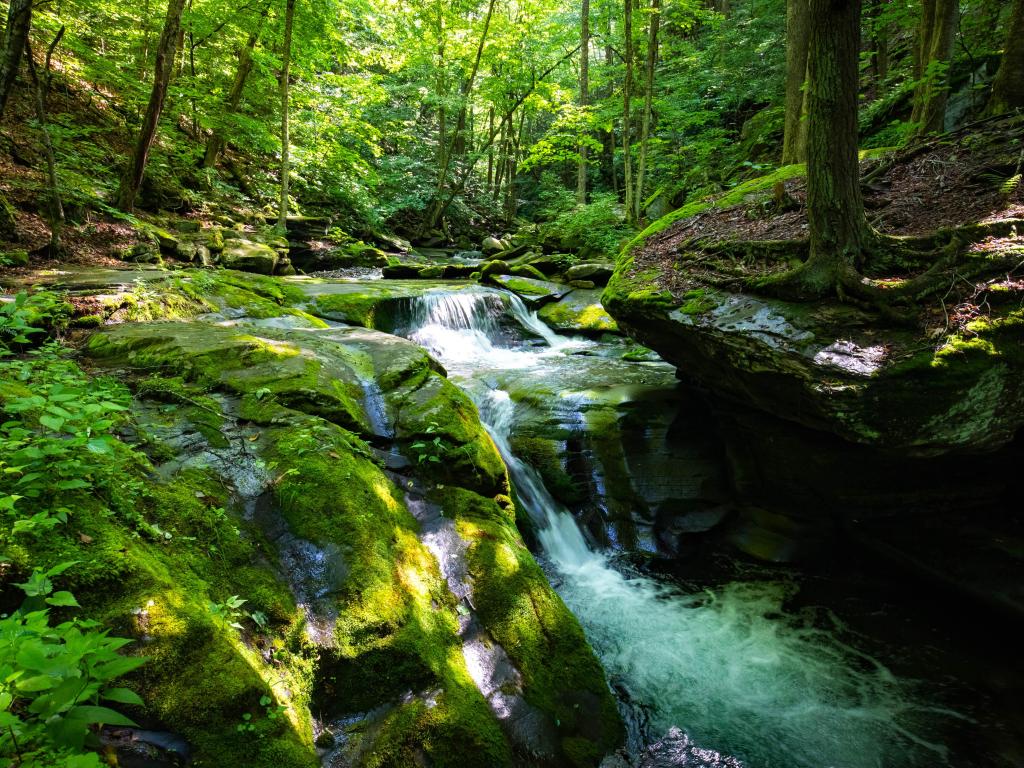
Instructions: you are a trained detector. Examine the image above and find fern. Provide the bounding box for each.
[1000,174,1022,198]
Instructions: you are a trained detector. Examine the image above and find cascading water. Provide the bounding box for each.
[402,288,956,768]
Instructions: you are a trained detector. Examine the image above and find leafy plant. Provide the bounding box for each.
[410,421,446,465]
[0,344,139,537]
[0,563,147,766]
[0,293,46,356]
[208,595,267,632]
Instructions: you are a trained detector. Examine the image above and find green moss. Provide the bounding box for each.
[388,371,508,495]
[314,292,386,327]
[261,420,511,766]
[622,163,807,256]
[677,288,717,316]
[435,487,623,764]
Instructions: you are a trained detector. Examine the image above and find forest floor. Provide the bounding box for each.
[644,117,1024,252]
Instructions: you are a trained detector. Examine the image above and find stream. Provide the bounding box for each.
[393,286,970,768]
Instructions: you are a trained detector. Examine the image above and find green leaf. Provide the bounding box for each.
[39,414,65,431]
[45,591,81,608]
[102,687,145,706]
[65,704,138,727]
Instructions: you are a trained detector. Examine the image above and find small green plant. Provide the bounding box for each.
[208,595,268,632]
[236,694,287,735]
[410,421,445,465]
[0,563,147,766]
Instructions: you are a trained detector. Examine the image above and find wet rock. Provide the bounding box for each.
[538,289,619,335]
[566,262,615,286]
[510,264,547,280]
[101,728,190,768]
[481,259,511,278]
[635,727,743,768]
[381,263,426,278]
[488,274,572,307]
[604,277,1024,456]
[482,236,505,254]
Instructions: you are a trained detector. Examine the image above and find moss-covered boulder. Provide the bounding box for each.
[538,289,620,336]
[221,240,281,275]
[82,296,622,766]
[488,275,573,308]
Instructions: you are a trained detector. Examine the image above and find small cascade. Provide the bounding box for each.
[397,286,957,768]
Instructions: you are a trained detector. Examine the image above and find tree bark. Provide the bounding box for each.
[25,32,65,253]
[423,0,497,233]
[0,0,32,120]
[276,0,296,232]
[116,0,188,211]
[910,0,957,136]
[203,3,270,168]
[622,0,635,223]
[633,0,659,221]
[578,0,591,204]
[781,0,809,164]
[988,0,1024,115]
[800,0,871,292]
[868,0,889,89]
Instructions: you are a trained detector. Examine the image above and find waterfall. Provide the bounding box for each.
[399,287,954,768]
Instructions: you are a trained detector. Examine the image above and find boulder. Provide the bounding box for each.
[481,236,505,254]
[568,279,596,289]
[509,264,547,280]
[488,274,572,307]
[537,289,619,335]
[604,267,1024,456]
[220,240,279,275]
[480,260,510,278]
[565,262,614,286]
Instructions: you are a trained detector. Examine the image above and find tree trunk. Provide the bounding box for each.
[603,6,617,194]
[868,0,889,89]
[622,0,635,223]
[116,0,188,211]
[203,3,269,168]
[276,0,296,232]
[800,0,870,292]
[423,0,497,233]
[987,0,1024,115]
[910,0,957,136]
[25,32,65,253]
[781,0,809,164]
[578,0,591,204]
[633,0,659,221]
[0,0,32,120]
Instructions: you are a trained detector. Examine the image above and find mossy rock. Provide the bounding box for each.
[538,290,620,336]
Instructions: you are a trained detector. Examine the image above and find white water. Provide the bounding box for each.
[404,290,954,768]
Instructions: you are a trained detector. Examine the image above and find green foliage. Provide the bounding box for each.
[0,563,146,767]
[409,421,446,464]
[541,189,631,257]
[0,345,140,538]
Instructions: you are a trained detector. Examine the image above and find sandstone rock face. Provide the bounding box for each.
[605,275,1024,456]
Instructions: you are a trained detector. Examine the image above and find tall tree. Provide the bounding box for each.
[910,0,957,136]
[25,30,66,254]
[116,0,188,211]
[277,0,296,232]
[203,3,271,168]
[633,0,660,220]
[781,0,809,165]
[788,0,870,294]
[0,0,32,120]
[622,0,635,224]
[987,0,1024,116]
[577,0,590,204]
